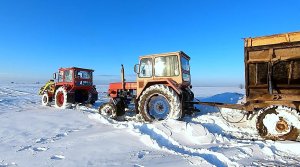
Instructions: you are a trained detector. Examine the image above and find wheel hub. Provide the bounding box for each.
[257,106,300,140]
[57,92,64,106]
[276,117,289,133]
[103,106,112,114]
[148,95,170,120]
[43,96,47,103]
[155,103,165,112]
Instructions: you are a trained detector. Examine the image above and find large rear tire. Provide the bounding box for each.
[86,92,96,105]
[54,87,71,109]
[256,106,300,141]
[138,84,182,122]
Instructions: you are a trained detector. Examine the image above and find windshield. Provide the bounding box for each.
[154,56,179,77]
[181,57,190,71]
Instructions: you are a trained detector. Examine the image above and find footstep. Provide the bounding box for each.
[137,150,150,159]
[33,147,48,152]
[51,155,65,160]
[0,162,17,167]
[55,133,68,138]
[17,145,32,152]
[35,138,48,144]
[133,164,144,167]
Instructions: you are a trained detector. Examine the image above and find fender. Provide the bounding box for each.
[136,78,182,100]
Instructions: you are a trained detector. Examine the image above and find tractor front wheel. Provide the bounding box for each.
[256,106,300,141]
[54,87,71,109]
[138,84,182,122]
[99,102,117,118]
[41,93,51,106]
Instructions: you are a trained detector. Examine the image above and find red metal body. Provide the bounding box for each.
[108,82,137,98]
[51,67,98,103]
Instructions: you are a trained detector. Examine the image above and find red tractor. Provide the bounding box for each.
[39,67,98,109]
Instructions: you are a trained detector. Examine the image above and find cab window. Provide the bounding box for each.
[181,57,190,71]
[58,71,63,82]
[154,56,179,77]
[139,58,153,78]
[64,70,73,82]
[76,71,91,79]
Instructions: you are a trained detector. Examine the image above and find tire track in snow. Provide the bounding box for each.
[135,123,237,167]
[0,87,32,96]
[0,87,39,113]
[192,114,300,165]
[16,128,82,156]
[88,113,238,167]
[0,161,17,167]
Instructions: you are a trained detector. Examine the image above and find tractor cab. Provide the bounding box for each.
[54,67,94,88]
[134,51,191,97]
[100,51,195,122]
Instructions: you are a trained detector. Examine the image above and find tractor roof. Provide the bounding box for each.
[139,51,190,60]
[59,67,94,72]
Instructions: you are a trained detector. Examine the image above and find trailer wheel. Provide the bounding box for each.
[99,102,117,118]
[256,106,300,141]
[41,93,51,106]
[54,87,71,109]
[138,84,182,122]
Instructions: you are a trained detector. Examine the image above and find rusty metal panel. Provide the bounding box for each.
[248,64,256,86]
[249,35,287,47]
[292,61,300,83]
[245,31,300,47]
[248,50,269,61]
[288,32,300,41]
[245,31,300,110]
[274,47,300,60]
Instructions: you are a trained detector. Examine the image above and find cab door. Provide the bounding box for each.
[136,58,153,97]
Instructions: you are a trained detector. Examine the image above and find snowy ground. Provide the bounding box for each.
[0,84,299,167]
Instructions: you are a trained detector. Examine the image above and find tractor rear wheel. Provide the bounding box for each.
[87,92,95,105]
[138,84,182,122]
[41,93,51,106]
[256,106,300,141]
[54,87,71,109]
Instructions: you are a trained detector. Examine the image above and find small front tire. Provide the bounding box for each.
[99,102,117,118]
[41,93,51,106]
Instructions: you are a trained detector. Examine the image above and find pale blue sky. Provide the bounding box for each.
[0,0,299,86]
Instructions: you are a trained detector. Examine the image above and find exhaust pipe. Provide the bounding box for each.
[121,64,125,90]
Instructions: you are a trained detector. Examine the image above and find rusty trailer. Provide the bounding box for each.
[191,31,300,141]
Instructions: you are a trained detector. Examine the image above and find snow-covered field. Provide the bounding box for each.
[0,84,299,167]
